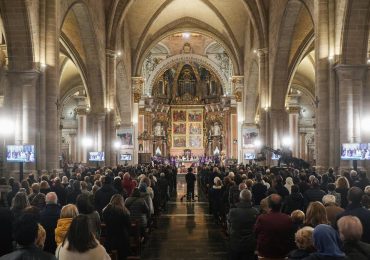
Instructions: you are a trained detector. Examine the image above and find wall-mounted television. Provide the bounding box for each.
[271,153,281,160]
[89,152,105,162]
[341,143,368,160]
[120,154,132,161]
[244,153,256,160]
[7,145,35,162]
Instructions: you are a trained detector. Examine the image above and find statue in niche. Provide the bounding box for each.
[210,122,221,137]
[154,122,165,136]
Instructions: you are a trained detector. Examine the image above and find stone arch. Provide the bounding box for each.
[341,0,370,64]
[60,1,105,113]
[244,60,259,124]
[135,17,240,76]
[145,54,229,96]
[270,0,304,109]
[0,0,34,70]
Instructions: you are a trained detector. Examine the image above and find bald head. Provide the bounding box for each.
[268,194,282,212]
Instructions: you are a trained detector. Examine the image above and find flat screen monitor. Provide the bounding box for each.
[244,153,256,160]
[89,152,105,162]
[271,153,281,160]
[120,154,132,161]
[6,145,35,162]
[341,143,368,160]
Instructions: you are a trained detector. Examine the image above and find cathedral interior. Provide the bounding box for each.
[1,1,370,260]
[0,0,369,174]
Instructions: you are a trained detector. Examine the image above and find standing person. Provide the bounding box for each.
[76,194,101,239]
[254,194,295,259]
[40,192,61,254]
[55,204,79,246]
[94,176,117,216]
[102,194,131,260]
[251,173,267,207]
[208,177,224,224]
[157,172,169,211]
[56,215,110,260]
[227,189,258,260]
[185,168,196,201]
[0,207,13,257]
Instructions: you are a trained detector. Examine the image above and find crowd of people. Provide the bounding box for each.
[197,165,370,259]
[1,162,370,260]
[0,164,177,260]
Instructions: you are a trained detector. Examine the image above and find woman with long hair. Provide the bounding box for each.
[336,177,350,208]
[55,204,79,246]
[11,191,30,220]
[56,215,110,260]
[103,194,131,260]
[304,202,328,228]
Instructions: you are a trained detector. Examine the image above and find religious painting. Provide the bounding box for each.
[189,135,202,148]
[117,128,133,147]
[173,123,186,135]
[173,136,186,147]
[242,126,259,148]
[188,110,202,122]
[189,123,202,135]
[172,110,186,122]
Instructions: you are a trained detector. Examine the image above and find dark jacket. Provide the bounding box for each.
[342,240,370,260]
[0,245,56,260]
[94,184,117,214]
[102,205,131,259]
[228,201,258,252]
[251,182,267,206]
[228,184,241,208]
[40,204,61,254]
[302,255,348,260]
[283,192,304,214]
[157,176,169,201]
[335,203,370,243]
[288,249,313,260]
[335,187,349,208]
[0,208,13,257]
[208,186,224,214]
[51,185,67,206]
[304,187,326,207]
[185,172,196,188]
[125,196,149,227]
[254,211,295,258]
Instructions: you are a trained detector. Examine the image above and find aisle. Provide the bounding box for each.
[141,176,229,260]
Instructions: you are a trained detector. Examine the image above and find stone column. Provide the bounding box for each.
[288,106,300,157]
[300,132,307,160]
[44,0,59,171]
[269,108,289,149]
[69,132,77,162]
[335,64,367,171]
[76,107,87,163]
[257,49,269,147]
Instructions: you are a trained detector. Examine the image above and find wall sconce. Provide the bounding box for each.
[233,139,238,144]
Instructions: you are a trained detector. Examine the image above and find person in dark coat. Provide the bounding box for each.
[66,180,81,204]
[227,189,258,260]
[7,181,20,207]
[0,214,56,260]
[94,176,117,215]
[157,172,169,211]
[208,177,224,224]
[254,194,295,259]
[283,185,304,214]
[102,194,131,260]
[0,207,13,257]
[39,192,60,254]
[229,174,243,208]
[185,168,196,201]
[125,188,149,235]
[335,187,370,243]
[251,173,267,206]
[51,177,67,206]
[303,178,326,209]
[288,226,315,260]
[337,215,370,260]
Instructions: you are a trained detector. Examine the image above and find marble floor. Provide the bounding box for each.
[141,176,229,260]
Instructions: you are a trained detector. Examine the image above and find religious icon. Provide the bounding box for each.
[173,136,186,147]
[189,123,202,135]
[173,110,186,122]
[242,127,259,147]
[189,136,202,148]
[188,111,202,122]
[117,128,134,147]
[154,122,165,136]
[173,123,186,134]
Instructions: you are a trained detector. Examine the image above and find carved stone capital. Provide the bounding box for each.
[288,106,301,114]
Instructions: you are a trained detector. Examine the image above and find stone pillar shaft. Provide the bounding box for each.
[257,49,269,147]
[288,107,300,157]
